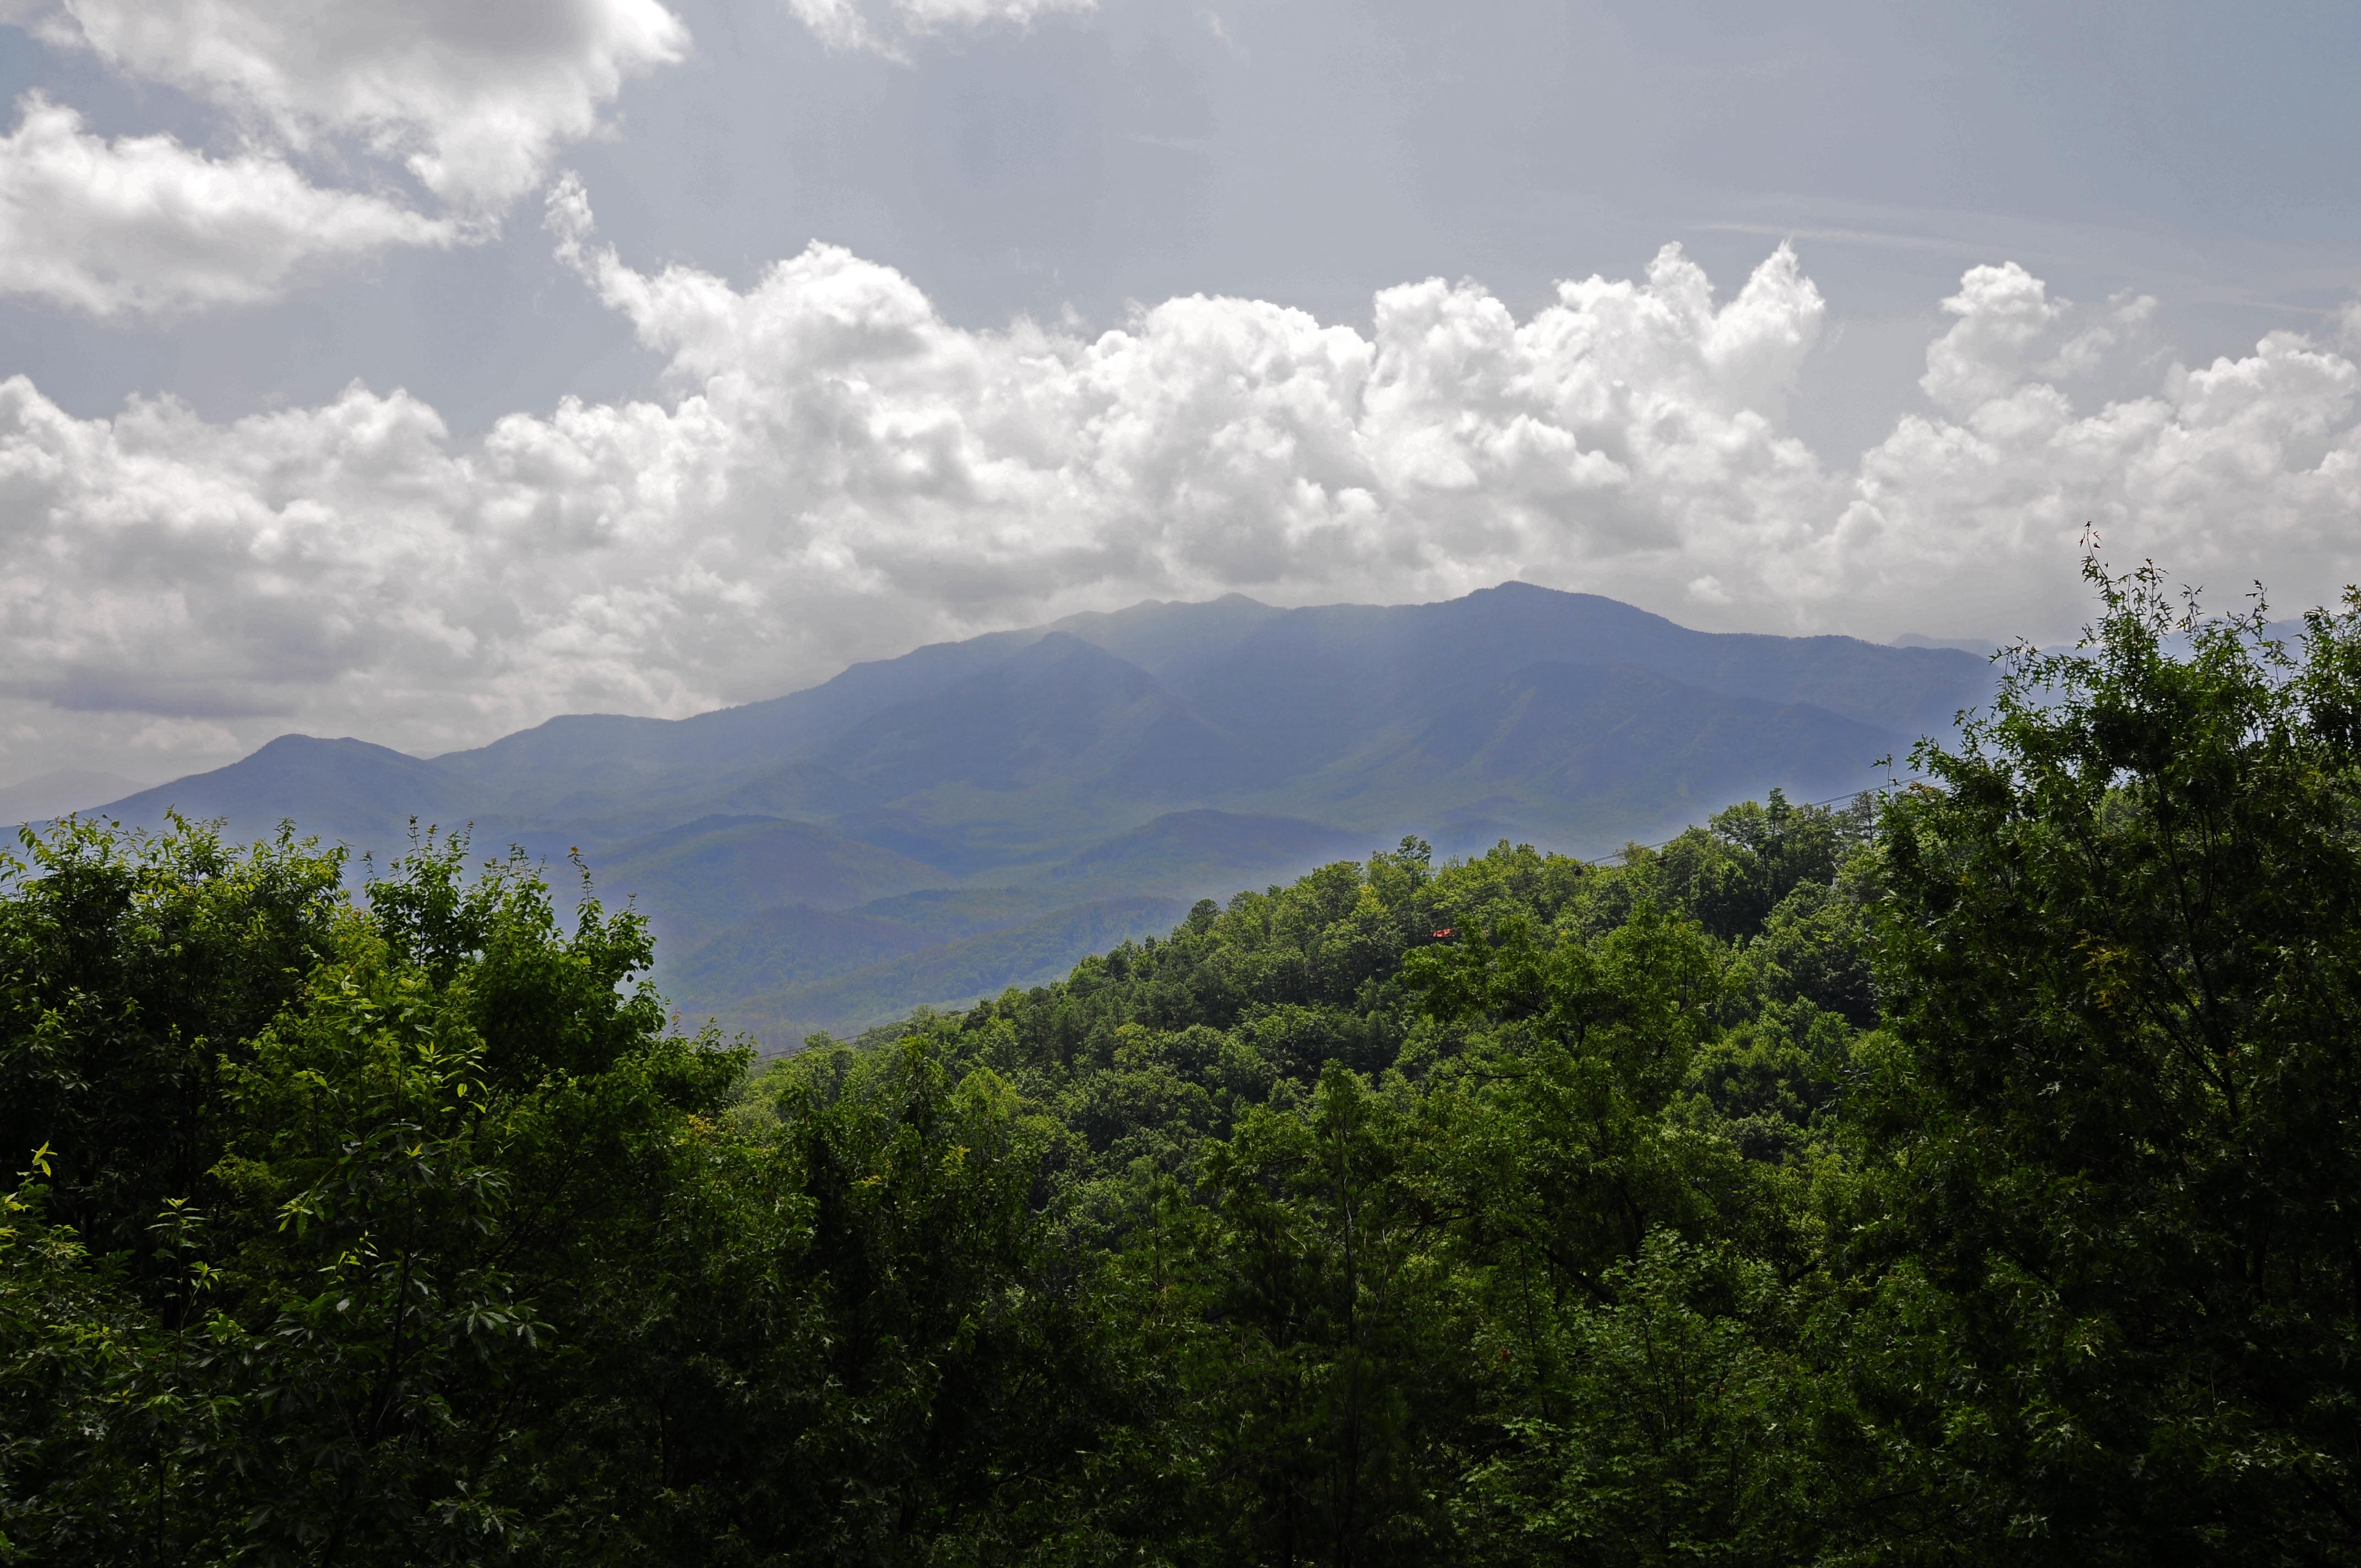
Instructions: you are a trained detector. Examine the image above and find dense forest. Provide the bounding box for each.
[6,562,2359,1566]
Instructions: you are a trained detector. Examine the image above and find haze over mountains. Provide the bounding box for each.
[64,584,1990,1048]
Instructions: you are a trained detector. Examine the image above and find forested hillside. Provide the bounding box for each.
[6,564,2356,1565]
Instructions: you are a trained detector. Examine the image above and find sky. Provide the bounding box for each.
[2,0,2359,788]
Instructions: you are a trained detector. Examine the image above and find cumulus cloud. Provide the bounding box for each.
[0,94,456,317]
[25,0,688,209]
[4,193,2359,777]
[784,0,1094,57]
[1845,280,2361,628]
[0,0,683,319]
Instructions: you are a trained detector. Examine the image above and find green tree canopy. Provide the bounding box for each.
[7,557,2360,1567]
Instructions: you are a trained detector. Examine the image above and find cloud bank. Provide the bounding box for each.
[25,0,690,208]
[4,191,2358,777]
[0,0,689,314]
[0,0,1118,317]
[0,94,458,317]
[784,0,1095,57]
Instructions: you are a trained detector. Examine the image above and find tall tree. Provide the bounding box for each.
[1864,561,2361,1564]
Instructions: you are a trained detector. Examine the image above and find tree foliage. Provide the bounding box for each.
[6,558,2360,1566]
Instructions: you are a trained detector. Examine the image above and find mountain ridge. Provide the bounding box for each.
[68,584,1990,1048]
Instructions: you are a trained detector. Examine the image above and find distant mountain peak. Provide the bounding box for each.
[1892,632,2003,656]
[89,582,1998,1047]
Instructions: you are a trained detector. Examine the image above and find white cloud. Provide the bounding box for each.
[4,194,2360,778]
[894,0,1094,26]
[1919,262,2061,415]
[0,0,685,317]
[0,94,456,317]
[1846,297,2361,630]
[27,0,689,209]
[784,0,1094,57]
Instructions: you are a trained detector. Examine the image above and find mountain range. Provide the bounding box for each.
[56,584,1992,1048]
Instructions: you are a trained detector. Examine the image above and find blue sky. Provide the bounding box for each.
[2,0,2358,786]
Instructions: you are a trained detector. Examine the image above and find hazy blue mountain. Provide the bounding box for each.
[818,634,1253,803]
[659,903,940,1003]
[1044,593,1288,687]
[597,816,951,944]
[89,584,1994,1048]
[429,623,1053,803]
[1133,585,1974,782]
[1268,661,1905,848]
[712,895,1192,1047]
[93,737,469,848]
[842,886,1081,943]
[1026,810,1367,896]
[1894,631,2005,657]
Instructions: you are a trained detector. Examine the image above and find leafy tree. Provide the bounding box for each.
[0,828,745,1564]
[1173,1065,1470,1566]
[17,551,2361,1568]
[1863,561,2361,1564]
[0,816,344,1275]
[1455,1233,1866,1568]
